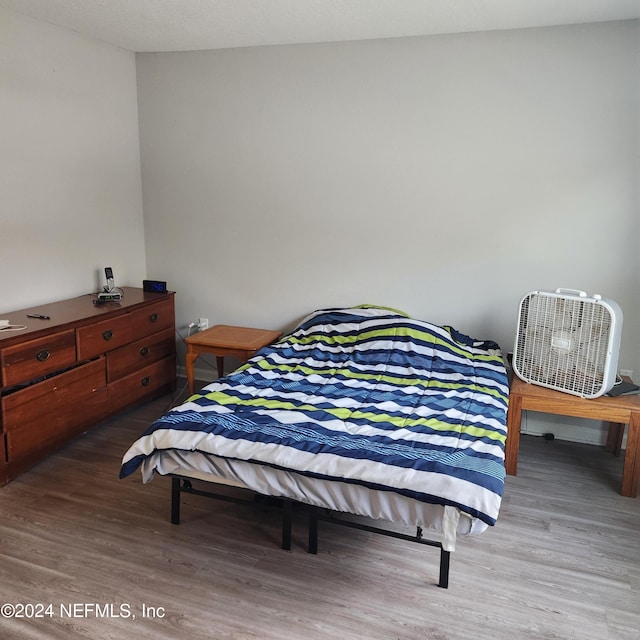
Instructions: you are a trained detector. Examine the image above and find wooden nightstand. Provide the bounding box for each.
[185,324,281,394]
[506,375,640,497]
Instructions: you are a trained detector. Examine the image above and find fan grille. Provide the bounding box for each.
[514,293,612,397]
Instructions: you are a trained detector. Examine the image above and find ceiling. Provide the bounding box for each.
[2,0,640,53]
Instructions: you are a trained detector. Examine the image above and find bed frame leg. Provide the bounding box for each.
[281,499,292,550]
[171,476,181,525]
[438,548,450,589]
[308,507,318,554]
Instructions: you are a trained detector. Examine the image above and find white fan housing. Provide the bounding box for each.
[513,289,623,398]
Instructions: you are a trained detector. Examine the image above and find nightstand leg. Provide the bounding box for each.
[505,393,522,475]
[185,351,198,395]
[605,422,624,457]
[621,412,640,498]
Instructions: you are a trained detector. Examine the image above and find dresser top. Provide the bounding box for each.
[0,288,174,347]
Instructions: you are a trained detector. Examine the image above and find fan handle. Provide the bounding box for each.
[555,288,587,297]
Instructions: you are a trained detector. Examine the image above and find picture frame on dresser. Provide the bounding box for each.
[0,287,176,485]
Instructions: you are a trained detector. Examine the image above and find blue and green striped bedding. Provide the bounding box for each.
[120,306,509,526]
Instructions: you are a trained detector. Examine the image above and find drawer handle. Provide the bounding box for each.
[149,313,159,323]
[140,346,150,357]
[36,349,51,362]
[103,330,113,341]
[141,376,151,387]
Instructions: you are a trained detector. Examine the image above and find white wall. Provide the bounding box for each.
[1,11,638,444]
[0,8,146,312]
[138,20,639,402]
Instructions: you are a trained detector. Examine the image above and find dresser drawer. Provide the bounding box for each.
[76,298,174,361]
[107,328,175,382]
[108,355,175,413]
[6,387,108,461]
[2,358,107,432]
[76,314,136,360]
[127,297,174,338]
[3,359,108,460]
[1,330,76,387]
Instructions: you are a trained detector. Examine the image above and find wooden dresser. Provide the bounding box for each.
[0,287,176,485]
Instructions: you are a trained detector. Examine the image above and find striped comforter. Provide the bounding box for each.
[120,306,509,526]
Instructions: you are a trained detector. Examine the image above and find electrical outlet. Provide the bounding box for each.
[198,317,209,331]
[620,369,634,379]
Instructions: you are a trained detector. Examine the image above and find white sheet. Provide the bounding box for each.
[141,449,489,552]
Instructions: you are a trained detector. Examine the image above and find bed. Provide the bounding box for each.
[120,305,509,587]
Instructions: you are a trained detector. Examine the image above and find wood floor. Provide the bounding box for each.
[1,388,639,640]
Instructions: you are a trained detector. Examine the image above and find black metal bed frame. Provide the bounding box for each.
[170,475,451,588]
[170,476,294,550]
[307,507,450,588]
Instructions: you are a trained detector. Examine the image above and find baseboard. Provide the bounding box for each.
[521,410,625,447]
[177,364,220,387]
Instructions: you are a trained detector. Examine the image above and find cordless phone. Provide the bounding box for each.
[96,267,121,303]
[104,267,114,292]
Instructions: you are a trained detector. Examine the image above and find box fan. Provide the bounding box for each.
[513,289,623,398]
